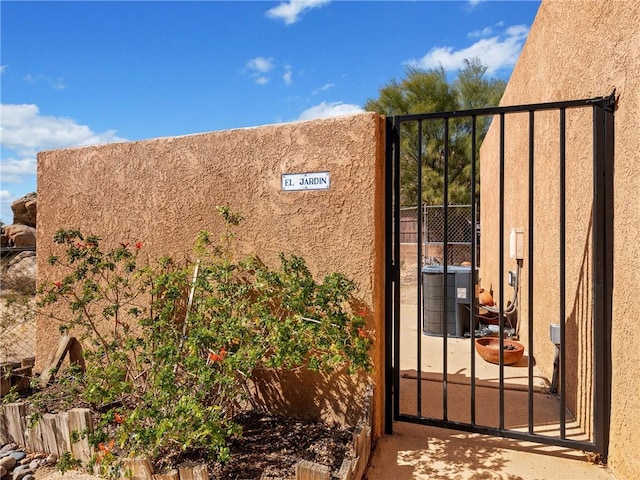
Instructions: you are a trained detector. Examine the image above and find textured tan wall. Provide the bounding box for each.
[36,113,386,436]
[480,1,640,477]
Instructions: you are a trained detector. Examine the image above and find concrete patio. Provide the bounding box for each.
[364,290,616,479]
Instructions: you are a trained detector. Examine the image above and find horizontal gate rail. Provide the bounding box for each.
[385,93,615,456]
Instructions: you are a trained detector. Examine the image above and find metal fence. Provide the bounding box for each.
[399,205,477,265]
[0,299,36,364]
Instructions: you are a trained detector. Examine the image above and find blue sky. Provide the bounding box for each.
[0,0,540,223]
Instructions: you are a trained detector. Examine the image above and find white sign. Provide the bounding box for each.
[281,171,330,191]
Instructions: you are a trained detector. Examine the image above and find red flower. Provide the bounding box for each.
[114,413,125,424]
[208,347,227,363]
[358,328,369,339]
[54,281,62,288]
[76,242,84,249]
[96,439,115,464]
[99,439,115,453]
[135,241,143,249]
[358,308,369,317]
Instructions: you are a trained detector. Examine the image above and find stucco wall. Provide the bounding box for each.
[36,112,386,436]
[480,1,639,478]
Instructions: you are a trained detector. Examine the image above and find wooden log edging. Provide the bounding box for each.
[0,402,92,464]
[3,386,374,480]
[295,386,374,480]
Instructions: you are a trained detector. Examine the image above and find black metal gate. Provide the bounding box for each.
[384,93,615,458]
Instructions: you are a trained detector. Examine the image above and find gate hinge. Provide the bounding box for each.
[590,89,617,112]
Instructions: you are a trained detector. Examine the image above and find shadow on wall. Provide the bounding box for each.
[250,368,370,428]
[250,296,374,428]
[565,209,594,440]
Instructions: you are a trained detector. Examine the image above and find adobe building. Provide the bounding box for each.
[479,1,639,478]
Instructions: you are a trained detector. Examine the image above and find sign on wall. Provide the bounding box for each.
[281,171,330,191]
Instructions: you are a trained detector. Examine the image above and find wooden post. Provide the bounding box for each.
[352,424,370,480]
[0,373,11,396]
[152,469,179,480]
[55,411,71,453]
[178,464,209,480]
[39,336,85,387]
[336,459,354,480]
[0,411,8,445]
[121,457,154,480]
[295,461,330,480]
[69,408,93,464]
[41,413,60,455]
[25,415,45,452]
[4,402,26,447]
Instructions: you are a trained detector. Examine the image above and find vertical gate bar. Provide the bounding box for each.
[470,116,477,427]
[528,110,535,435]
[442,118,450,422]
[393,118,402,423]
[499,113,505,430]
[384,116,395,434]
[416,120,424,418]
[592,97,614,458]
[559,108,567,439]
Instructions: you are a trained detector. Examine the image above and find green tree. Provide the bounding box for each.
[365,58,505,206]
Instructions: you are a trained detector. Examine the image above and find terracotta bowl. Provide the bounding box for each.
[475,338,524,365]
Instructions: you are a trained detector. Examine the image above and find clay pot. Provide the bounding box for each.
[475,338,524,365]
[478,288,494,306]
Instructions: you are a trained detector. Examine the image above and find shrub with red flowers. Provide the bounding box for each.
[36,206,371,472]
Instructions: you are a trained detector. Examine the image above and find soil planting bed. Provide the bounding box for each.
[11,383,355,480]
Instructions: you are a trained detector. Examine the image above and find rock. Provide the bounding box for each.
[8,453,25,462]
[2,225,36,248]
[21,475,33,480]
[12,468,31,480]
[44,454,57,465]
[0,466,7,478]
[27,462,38,472]
[0,445,17,455]
[25,200,37,227]
[10,193,37,228]
[1,251,36,293]
[0,457,16,471]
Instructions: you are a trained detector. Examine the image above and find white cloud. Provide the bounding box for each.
[466,0,486,8]
[246,57,275,85]
[0,190,13,202]
[406,24,530,75]
[0,190,18,223]
[283,65,293,86]
[266,0,330,25]
[246,57,274,73]
[0,104,126,158]
[23,73,67,90]
[469,26,494,38]
[312,83,335,96]
[0,157,37,183]
[297,101,363,121]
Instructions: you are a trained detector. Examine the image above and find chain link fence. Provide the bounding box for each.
[399,205,478,266]
[0,298,36,365]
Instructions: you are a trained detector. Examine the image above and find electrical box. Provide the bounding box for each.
[509,228,524,260]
